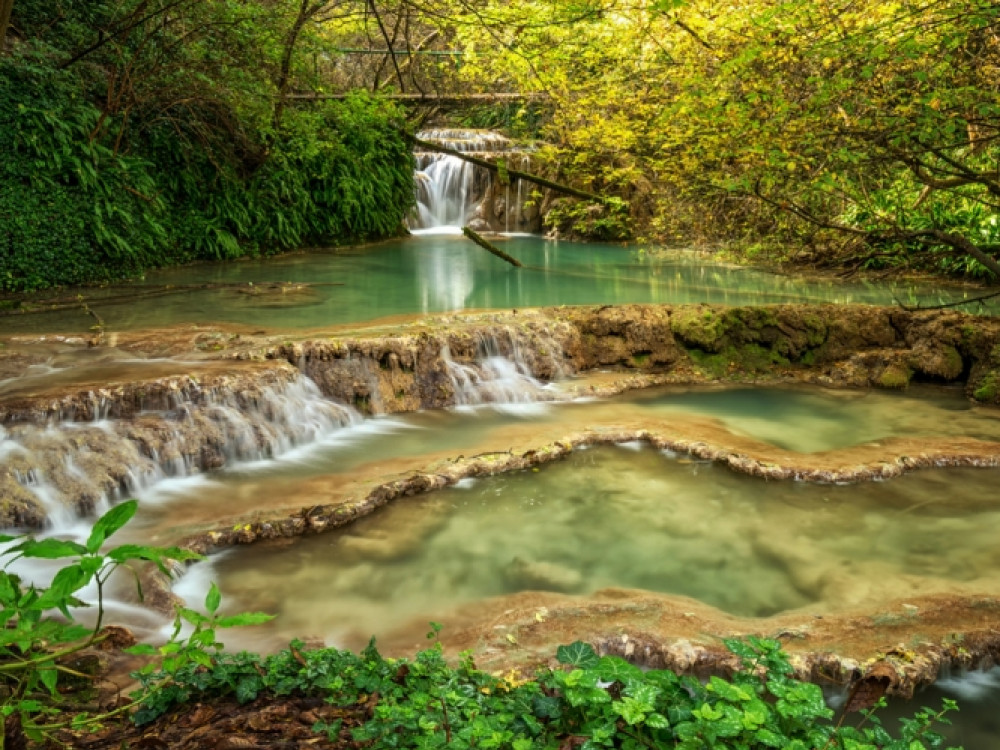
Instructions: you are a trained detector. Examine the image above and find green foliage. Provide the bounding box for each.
[1,1,415,293]
[0,501,198,739]
[0,499,273,744]
[129,632,959,750]
[545,197,631,240]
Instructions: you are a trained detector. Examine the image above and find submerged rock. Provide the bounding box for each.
[503,556,584,593]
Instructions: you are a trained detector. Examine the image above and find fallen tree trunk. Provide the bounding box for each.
[462,226,523,267]
[413,136,615,206]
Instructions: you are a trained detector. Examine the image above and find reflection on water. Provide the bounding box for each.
[207,444,1000,652]
[5,236,993,334]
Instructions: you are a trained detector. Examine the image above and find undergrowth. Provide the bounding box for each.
[132,634,958,750]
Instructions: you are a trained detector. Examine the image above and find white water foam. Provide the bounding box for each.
[1,374,362,532]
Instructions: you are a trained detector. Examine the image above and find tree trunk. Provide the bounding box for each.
[462,226,523,267]
[273,0,320,132]
[0,0,15,54]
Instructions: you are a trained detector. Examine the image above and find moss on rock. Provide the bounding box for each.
[669,306,726,352]
[877,363,913,389]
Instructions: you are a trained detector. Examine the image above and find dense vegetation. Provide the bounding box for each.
[0,0,414,292]
[448,0,1000,278]
[2,0,997,287]
[0,502,960,748]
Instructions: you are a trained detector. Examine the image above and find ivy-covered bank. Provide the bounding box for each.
[1,1,414,293]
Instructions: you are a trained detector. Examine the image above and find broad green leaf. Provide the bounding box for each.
[646,712,670,729]
[205,582,222,615]
[86,500,138,553]
[38,667,58,695]
[11,538,87,560]
[597,655,643,684]
[215,612,275,628]
[556,641,599,669]
[707,675,752,702]
[35,563,90,614]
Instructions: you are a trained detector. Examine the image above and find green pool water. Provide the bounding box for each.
[204,443,1000,652]
[5,236,991,334]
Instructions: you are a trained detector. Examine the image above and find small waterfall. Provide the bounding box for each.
[409,129,540,233]
[441,329,562,411]
[0,375,360,530]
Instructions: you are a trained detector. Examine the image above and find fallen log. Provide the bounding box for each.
[413,136,615,206]
[462,226,523,267]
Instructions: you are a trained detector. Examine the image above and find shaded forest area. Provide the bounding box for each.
[1,0,998,291]
[0,0,416,292]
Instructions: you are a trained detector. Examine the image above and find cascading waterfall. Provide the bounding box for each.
[441,329,565,410]
[1,375,360,530]
[409,129,539,233]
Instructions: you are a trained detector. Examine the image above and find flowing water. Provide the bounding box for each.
[843,668,1000,750]
[43,382,984,650]
[4,132,1000,746]
[410,129,514,229]
[4,236,994,335]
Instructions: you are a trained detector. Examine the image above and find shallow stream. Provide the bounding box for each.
[196,443,999,650]
[74,383,991,655]
[5,234,1000,747]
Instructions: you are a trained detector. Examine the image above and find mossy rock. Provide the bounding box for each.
[967,342,1000,403]
[670,306,726,352]
[910,344,964,381]
[877,363,913,389]
[690,344,790,378]
[973,372,999,402]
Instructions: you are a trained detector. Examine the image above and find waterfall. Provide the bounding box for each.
[440,329,563,412]
[1,375,360,530]
[409,129,540,233]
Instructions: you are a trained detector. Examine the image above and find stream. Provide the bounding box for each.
[4,235,997,335]
[3,132,1000,745]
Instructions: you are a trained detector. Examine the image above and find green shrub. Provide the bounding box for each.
[0,53,414,293]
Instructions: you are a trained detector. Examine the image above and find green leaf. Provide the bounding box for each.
[556,641,599,669]
[205,583,222,615]
[214,612,275,628]
[707,675,752,702]
[236,675,263,703]
[597,655,643,684]
[35,563,90,614]
[86,500,138,553]
[646,712,670,729]
[38,667,58,695]
[11,538,88,560]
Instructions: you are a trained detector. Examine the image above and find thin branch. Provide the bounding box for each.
[896,289,1000,312]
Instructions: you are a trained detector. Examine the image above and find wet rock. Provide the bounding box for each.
[0,475,47,527]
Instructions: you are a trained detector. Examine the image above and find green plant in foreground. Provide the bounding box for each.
[134,631,959,750]
[0,499,271,745]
